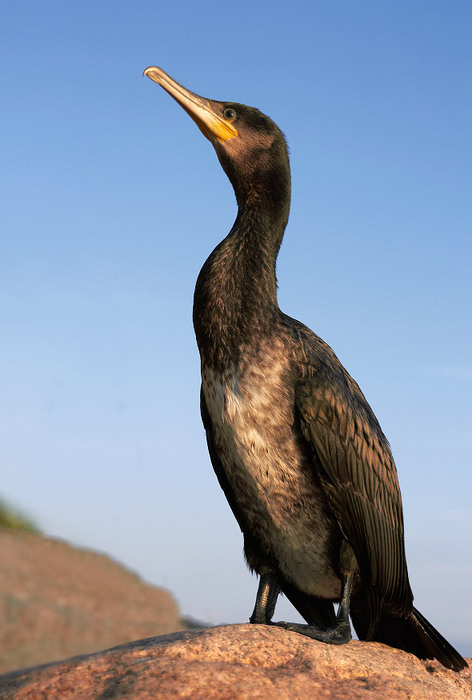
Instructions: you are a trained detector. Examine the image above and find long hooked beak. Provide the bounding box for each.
[143,66,238,143]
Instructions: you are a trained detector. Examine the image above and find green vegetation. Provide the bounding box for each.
[0,499,40,533]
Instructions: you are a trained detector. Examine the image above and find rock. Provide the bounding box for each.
[0,530,182,673]
[0,624,470,699]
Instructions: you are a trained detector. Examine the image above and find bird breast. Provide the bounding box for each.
[201,340,342,599]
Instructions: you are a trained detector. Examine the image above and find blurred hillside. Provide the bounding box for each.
[0,529,183,673]
[0,500,40,534]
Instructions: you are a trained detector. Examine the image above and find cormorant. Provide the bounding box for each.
[144,66,467,672]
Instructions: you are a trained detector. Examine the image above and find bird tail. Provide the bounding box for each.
[352,604,467,672]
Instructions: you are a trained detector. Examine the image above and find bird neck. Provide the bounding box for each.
[193,192,290,370]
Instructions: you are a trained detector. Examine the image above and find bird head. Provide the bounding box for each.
[144,66,290,209]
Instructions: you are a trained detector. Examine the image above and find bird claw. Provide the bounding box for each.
[275,619,351,645]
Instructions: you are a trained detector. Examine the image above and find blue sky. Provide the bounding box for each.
[2,1,471,655]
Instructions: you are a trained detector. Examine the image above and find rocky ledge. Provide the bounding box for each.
[0,624,470,699]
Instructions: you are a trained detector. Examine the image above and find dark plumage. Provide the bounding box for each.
[144,66,467,672]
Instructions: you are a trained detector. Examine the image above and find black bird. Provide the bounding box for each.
[144,66,467,672]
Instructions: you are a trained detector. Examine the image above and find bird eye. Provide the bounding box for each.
[223,108,237,122]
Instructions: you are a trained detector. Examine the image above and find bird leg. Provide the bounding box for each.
[249,572,281,625]
[275,573,353,645]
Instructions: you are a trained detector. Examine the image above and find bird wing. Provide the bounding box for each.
[290,321,413,616]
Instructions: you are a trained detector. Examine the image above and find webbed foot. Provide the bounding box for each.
[275,618,351,645]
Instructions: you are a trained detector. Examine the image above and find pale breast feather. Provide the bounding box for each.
[201,358,342,599]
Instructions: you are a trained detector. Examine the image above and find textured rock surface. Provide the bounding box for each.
[0,530,182,673]
[0,624,470,699]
